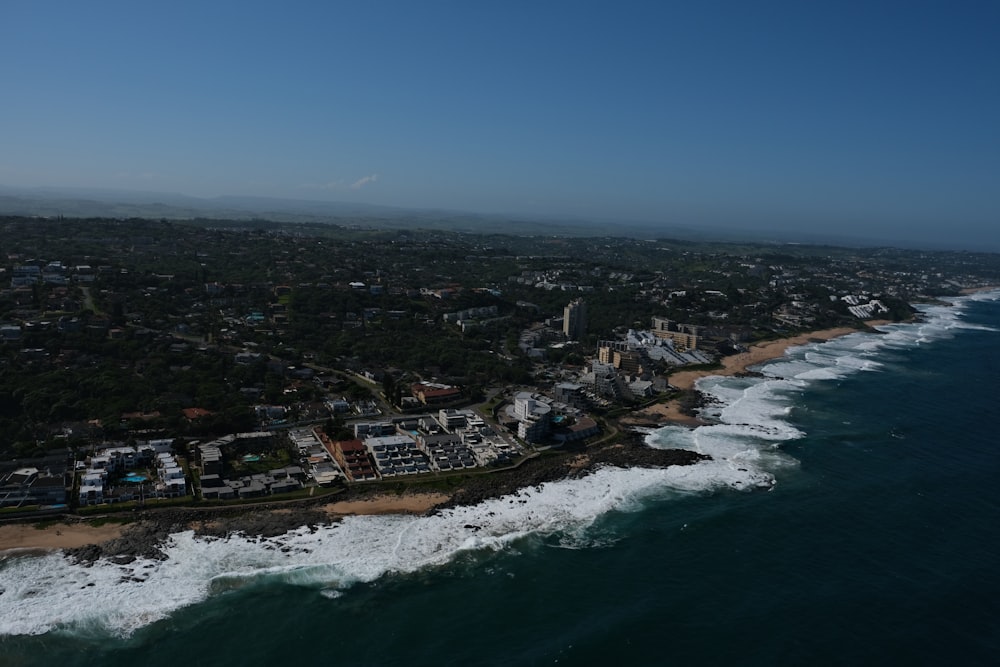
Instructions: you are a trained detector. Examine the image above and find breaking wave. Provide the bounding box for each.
[648,292,998,492]
[1,291,995,638]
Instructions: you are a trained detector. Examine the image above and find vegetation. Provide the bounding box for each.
[1,214,998,461]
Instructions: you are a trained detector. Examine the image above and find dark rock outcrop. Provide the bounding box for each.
[65,440,708,564]
[433,440,708,511]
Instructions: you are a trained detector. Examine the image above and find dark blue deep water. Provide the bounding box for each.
[2,294,999,666]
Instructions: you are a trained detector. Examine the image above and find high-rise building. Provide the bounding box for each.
[563,298,587,340]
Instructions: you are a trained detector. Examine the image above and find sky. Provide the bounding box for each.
[1,0,998,249]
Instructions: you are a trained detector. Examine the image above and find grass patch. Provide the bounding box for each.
[87,516,135,527]
[32,519,62,530]
[77,495,196,515]
[0,505,42,515]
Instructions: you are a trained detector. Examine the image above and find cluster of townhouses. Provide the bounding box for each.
[322,409,520,481]
[840,295,890,319]
[78,439,186,506]
[195,431,307,500]
[62,405,524,509]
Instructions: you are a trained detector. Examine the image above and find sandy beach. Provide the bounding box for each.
[0,323,892,553]
[322,492,450,518]
[669,326,859,391]
[0,522,126,553]
[0,492,453,553]
[960,285,1000,295]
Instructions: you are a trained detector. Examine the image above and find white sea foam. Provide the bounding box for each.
[966,289,1000,303]
[645,294,1000,540]
[2,293,995,638]
[0,464,753,638]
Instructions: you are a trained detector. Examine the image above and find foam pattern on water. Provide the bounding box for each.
[0,464,736,638]
[647,292,999,513]
[2,291,997,638]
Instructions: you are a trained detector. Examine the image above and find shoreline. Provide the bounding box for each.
[671,325,862,391]
[1,439,705,558]
[959,285,1000,295]
[0,493,449,554]
[0,322,900,555]
[621,323,873,428]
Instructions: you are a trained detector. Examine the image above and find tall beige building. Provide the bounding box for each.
[650,316,700,351]
[563,298,587,340]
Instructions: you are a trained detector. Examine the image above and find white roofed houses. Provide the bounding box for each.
[840,295,889,319]
[79,470,107,505]
[156,452,187,497]
[77,442,189,505]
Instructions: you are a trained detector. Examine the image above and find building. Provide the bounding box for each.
[416,433,477,471]
[585,361,631,399]
[563,298,587,340]
[328,439,379,481]
[650,317,700,351]
[553,382,588,409]
[510,392,552,443]
[365,435,431,477]
[613,349,642,374]
[0,467,68,507]
[410,382,462,406]
[552,417,601,444]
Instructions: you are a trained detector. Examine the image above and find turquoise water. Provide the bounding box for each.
[122,474,148,483]
[2,293,999,665]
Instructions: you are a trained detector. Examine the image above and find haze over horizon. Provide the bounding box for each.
[2,1,998,250]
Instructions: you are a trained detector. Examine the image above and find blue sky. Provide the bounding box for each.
[1,1,998,248]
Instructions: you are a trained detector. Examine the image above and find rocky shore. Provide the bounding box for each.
[64,438,708,564]
[65,505,336,565]
[433,438,707,510]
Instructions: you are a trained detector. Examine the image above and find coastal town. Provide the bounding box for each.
[1,215,999,522]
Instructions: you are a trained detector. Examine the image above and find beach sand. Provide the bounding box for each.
[0,522,126,552]
[322,493,450,518]
[622,325,863,428]
[0,493,453,552]
[960,285,1000,295]
[621,401,706,427]
[0,324,888,552]
[668,326,858,391]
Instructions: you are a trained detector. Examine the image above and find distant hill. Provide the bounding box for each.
[0,183,925,249]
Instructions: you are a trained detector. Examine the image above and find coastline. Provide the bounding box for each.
[622,324,870,428]
[0,493,448,554]
[0,322,894,555]
[671,325,860,391]
[959,285,1000,295]
[1,439,705,558]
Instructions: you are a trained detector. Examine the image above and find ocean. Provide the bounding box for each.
[2,291,999,666]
